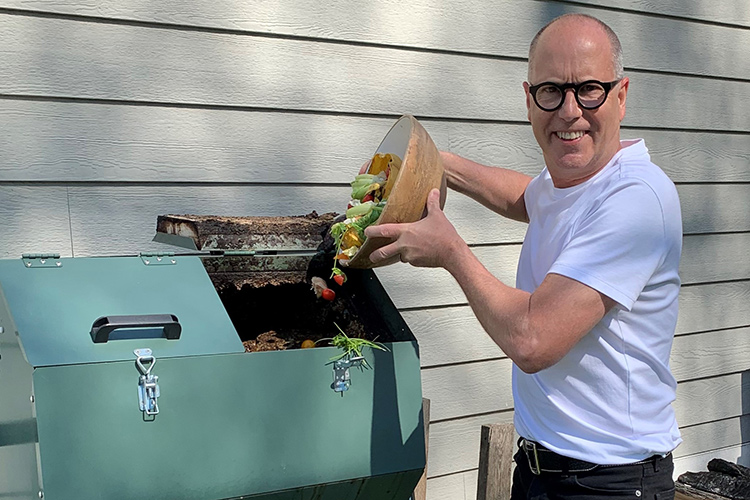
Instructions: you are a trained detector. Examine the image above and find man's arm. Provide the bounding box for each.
[446,243,616,373]
[365,189,616,373]
[441,151,533,223]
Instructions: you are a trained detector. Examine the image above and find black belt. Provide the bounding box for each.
[520,438,598,475]
[519,438,669,475]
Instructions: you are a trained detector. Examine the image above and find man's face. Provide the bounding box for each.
[524,21,629,188]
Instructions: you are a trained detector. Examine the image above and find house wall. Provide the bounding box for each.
[0,2,748,499]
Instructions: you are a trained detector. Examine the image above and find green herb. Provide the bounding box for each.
[330,221,347,237]
[318,323,389,368]
[330,224,346,279]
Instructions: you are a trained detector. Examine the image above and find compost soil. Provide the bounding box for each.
[190,212,384,353]
[217,280,369,353]
[241,321,368,353]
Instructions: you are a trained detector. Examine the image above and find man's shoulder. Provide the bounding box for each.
[599,149,682,236]
[611,143,678,203]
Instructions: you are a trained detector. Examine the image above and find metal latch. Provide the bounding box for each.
[331,356,365,394]
[21,253,62,268]
[134,348,160,416]
[139,252,176,266]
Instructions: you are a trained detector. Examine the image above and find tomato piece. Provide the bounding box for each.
[322,288,336,301]
[333,274,345,286]
[362,193,374,203]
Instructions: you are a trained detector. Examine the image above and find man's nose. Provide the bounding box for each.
[558,89,582,120]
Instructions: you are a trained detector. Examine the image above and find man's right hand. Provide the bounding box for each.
[365,188,462,270]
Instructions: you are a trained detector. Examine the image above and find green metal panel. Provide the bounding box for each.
[236,469,424,500]
[0,283,41,499]
[32,342,425,500]
[0,256,243,367]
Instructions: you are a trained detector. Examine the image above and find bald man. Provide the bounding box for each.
[365,13,681,499]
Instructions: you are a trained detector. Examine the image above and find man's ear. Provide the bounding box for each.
[523,81,532,121]
[617,77,629,121]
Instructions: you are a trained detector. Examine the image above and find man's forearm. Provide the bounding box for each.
[442,241,611,374]
[441,151,532,223]
[442,241,539,371]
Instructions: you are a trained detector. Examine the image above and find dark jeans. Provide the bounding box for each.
[511,446,675,500]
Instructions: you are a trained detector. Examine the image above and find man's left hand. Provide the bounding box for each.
[365,188,463,269]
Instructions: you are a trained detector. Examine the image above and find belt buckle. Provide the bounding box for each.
[523,439,541,475]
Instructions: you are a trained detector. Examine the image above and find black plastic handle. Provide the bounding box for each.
[90,314,181,343]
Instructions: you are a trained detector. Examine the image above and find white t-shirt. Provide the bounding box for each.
[514,139,683,464]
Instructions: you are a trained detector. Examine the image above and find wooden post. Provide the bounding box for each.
[476,423,515,500]
[412,398,430,500]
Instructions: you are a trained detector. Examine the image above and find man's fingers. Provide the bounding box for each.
[426,188,442,214]
[365,223,404,239]
[369,241,400,264]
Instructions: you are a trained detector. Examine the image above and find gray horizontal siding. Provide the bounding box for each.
[0,2,746,499]
[569,0,750,28]
[0,0,747,78]
[0,15,748,130]
[0,102,748,183]
[1,185,748,255]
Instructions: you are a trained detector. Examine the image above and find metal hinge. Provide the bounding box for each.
[21,254,62,268]
[139,252,176,266]
[134,348,160,416]
[331,356,365,395]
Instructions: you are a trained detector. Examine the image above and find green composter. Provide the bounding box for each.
[0,252,425,500]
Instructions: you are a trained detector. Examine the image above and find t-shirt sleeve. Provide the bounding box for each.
[524,172,544,220]
[548,179,667,311]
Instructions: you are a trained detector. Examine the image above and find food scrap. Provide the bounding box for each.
[310,276,327,298]
[311,276,336,301]
[324,323,389,369]
[300,339,316,349]
[330,152,402,281]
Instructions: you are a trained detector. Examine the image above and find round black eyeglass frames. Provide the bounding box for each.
[528,79,622,111]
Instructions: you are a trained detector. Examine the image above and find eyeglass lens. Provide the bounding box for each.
[536,82,607,110]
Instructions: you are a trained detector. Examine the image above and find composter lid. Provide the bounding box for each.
[0,255,244,367]
[153,212,338,251]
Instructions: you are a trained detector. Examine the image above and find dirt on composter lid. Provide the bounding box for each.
[156,211,338,252]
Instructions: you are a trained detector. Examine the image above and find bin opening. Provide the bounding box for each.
[156,212,406,353]
[217,278,382,353]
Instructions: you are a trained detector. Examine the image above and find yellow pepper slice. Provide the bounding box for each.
[341,227,364,249]
[368,153,391,176]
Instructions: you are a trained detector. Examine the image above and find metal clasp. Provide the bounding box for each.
[522,439,541,475]
[331,356,365,395]
[134,348,160,416]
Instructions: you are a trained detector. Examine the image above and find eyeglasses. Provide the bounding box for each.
[527,79,621,112]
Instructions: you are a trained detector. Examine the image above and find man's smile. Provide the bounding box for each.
[555,130,587,141]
